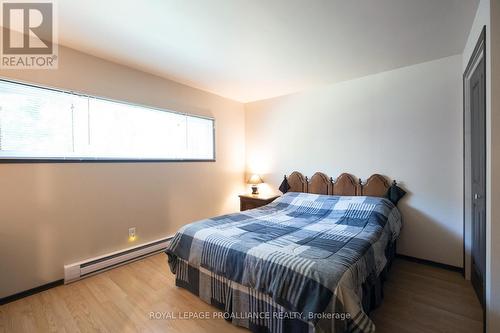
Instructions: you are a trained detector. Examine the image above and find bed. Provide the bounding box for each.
[165,172,403,333]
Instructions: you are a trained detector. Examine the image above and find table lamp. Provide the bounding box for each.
[248,174,263,195]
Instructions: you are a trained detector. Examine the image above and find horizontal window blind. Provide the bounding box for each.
[0,80,215,161]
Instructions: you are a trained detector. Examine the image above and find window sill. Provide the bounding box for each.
[0,158,216,164]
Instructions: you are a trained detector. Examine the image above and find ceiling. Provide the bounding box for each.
[57,0,479,102]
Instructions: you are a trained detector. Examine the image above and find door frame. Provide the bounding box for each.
[463,25,486,307]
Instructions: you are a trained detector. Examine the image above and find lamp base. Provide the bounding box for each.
[251,185,259,195]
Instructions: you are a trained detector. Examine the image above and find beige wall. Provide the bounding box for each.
[245,55,463,267]
[0,46,246,298]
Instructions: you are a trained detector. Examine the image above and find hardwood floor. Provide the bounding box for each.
[371,260,483,333]
[0,254,483,333]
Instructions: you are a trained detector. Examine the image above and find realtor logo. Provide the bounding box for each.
[1,0,58,69]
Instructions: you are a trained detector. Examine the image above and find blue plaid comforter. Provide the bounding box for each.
[166,192,402,332]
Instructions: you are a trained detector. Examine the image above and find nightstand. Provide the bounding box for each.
[239,194,280,211]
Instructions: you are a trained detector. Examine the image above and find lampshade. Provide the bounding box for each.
[247,174,263,185]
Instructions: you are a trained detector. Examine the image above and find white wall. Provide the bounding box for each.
[245,55,463,267]
[0,46,245,298]
[489,1,500,328]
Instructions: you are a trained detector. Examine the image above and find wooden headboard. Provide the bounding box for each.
[285,171,393,198]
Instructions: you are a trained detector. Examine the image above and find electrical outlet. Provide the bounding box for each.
[128,227,136,241]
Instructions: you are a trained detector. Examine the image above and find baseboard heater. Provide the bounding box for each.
[64,236,173,283]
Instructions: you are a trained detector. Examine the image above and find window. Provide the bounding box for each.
[0,80,215,161]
